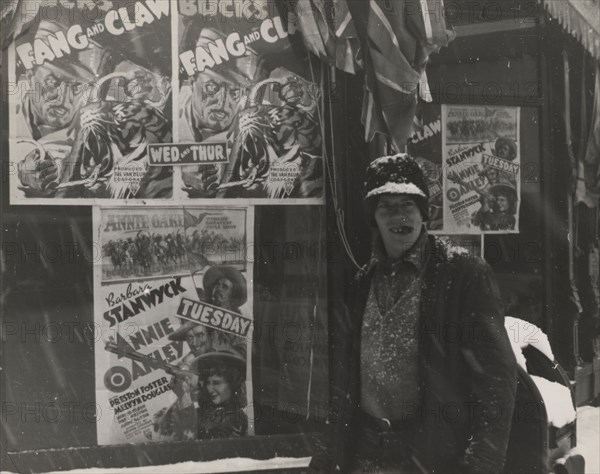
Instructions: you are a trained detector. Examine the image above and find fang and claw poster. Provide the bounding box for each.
[8,0,325,204]
[9,1,174,204]
[176,2,324,201]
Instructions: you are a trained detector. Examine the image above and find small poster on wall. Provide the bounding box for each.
[93,206,255,445]
[441,105,521,234]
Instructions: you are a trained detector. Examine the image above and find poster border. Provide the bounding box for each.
[93,203,256,444]
[440,104,521,235]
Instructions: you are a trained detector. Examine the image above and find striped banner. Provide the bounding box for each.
[293,0,454,149]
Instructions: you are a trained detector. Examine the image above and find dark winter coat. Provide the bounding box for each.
[326,235,517,473]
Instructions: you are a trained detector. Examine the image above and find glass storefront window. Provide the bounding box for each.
[0,1,331,466]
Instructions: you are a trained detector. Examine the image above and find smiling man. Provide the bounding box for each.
[373,194,424,258]
[313,154,517,474]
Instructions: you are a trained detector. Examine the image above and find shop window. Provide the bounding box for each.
[408,103,543,325]
[1,0,330,466]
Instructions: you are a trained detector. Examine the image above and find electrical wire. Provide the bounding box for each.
[307,56,361,270]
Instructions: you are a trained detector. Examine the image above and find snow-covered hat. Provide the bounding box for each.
[363,153,430,220]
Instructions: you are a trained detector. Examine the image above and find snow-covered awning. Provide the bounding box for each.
[540,0,600,60]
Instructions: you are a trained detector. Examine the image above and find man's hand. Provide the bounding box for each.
[125,70,155,100]
[17,148,59,197]
[182,164,220,197]
[480,192,495,213]
[169,369,195,410]
[170,372,191,397]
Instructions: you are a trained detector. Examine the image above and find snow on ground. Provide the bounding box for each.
[0,457,311,474]
[574,405,600,474]
[0,408,597,474]
[530,375,577,428]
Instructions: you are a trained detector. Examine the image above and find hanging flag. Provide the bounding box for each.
[293,0,454,149]
[332,0,362,73]
[293,1,333,61]
[364,0,422,148]
[293,0,361,74]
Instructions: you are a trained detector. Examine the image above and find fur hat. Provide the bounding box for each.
[363,153,430,220]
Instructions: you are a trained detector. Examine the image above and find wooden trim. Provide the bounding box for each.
[5,433,324,474]
[426,93,544,108]
[538,17,555,342]
[455,19,538,37]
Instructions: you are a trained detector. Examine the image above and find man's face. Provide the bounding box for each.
[497,143,511,159]
[186,324,212,356]
[185,324,234,356]
[29,64,84,130]
[205,374,232,406]
[487,168,499,184]
[211,277,234,308]
[191,74,242,132]
[374,194,423,258]
[497,195,510,212]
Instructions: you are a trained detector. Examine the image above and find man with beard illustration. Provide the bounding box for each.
[179,26,268,197]
[16,18,173,199]
[16,20,115,197]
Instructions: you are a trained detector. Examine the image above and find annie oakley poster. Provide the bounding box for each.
[175,2,325,202]
[9,1,174,205]
[93,206,254,445]
[441,105,521,234]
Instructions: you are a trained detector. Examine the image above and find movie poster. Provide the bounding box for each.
[183,207,247,276]
[438,235,483,258]
[175,2,324,202]
[101,208,189,283]
[94,206,254,445]
[9,2,173,205]
[441,105,521,234]
[407,103,443,231]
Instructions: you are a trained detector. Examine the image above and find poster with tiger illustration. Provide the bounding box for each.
[175,2,325,202]
[8,1,174,205]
